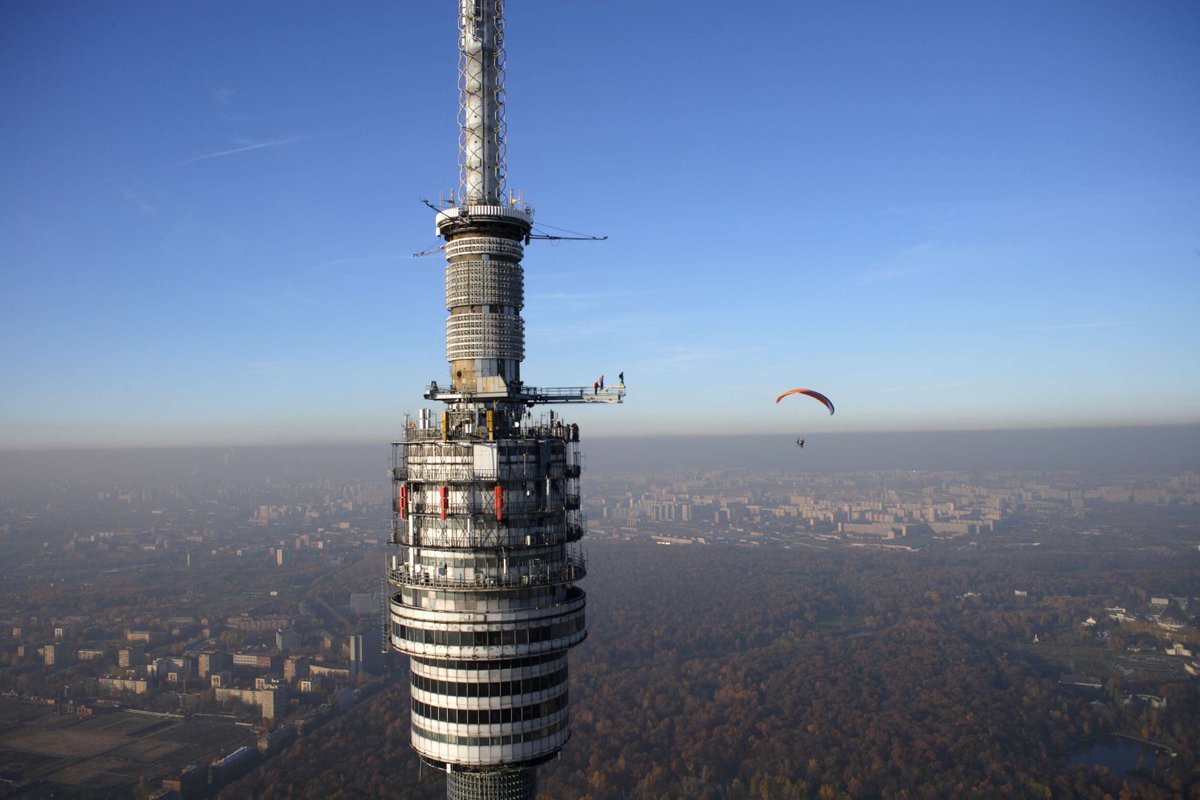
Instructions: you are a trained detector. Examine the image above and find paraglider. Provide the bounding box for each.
[778,388,833,451]
[775,388,835,415]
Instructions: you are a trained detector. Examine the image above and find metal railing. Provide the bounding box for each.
[390,521,585,549]
[398,495,577,516]
[399,422,582,444]
[388,557,586,591]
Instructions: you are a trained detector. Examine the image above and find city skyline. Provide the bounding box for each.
[3,448,1196,796]
[3,1,1199,449]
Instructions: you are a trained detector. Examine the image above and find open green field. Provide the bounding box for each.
[1017,638,1190,683]
[0,698,255,798]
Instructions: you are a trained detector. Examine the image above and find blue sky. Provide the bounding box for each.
[2,1,1198,449]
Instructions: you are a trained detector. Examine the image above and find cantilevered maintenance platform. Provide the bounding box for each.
[425,383,626,405]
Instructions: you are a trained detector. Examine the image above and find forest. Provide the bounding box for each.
[223,537,1200,799]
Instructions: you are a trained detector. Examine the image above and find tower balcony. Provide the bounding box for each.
[387,556,585,592]
[390,519,584,548]
[397,416,586,445]
[434,204,532,239]
[398,496,579,518]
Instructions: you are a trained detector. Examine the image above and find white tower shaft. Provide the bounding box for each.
[388,4,617,800]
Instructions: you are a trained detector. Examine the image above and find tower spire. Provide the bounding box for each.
[458,0,508,206]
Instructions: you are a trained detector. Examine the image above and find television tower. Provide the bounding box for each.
[387,3,622,799]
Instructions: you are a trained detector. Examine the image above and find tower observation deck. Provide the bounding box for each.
[387,3,621,799]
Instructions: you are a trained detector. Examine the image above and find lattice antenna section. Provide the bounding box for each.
[458,0,508,206]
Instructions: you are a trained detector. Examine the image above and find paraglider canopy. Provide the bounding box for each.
[775,388,835,415]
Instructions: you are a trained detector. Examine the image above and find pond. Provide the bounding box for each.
[1070,734,1173,780]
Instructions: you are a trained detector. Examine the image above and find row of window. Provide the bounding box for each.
[395,586,586,615]
[412,666,567,699]
[412,653,562,672]
[412,716,569,749]
[400,587,560,612]
[411,693,568,726]
[395,616,584,648]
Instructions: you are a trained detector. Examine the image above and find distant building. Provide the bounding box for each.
[839,522,898,539]
[118,647,146,668]
[197,651,226,678]
[1155,606,1188,631]
[41,644,68,667]
[99,677,150,695]
[226,615,290,633]
[284,655,309,681]
[349,629,384,676]
[210,745,258,785]
[231,651,277,671]
[928,520,988,535]
[308,662,352,682]
[214,685,286,720]
[276,628,300,654]
[150,657,191,683]
[162,763,205,798]
[258,724,297,756]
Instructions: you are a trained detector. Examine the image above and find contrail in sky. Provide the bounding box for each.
[181,137,298,164]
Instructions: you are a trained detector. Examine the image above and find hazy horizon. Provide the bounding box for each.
[2,425,1197,490]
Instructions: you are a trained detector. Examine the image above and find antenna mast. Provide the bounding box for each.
[459,0,508,206]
